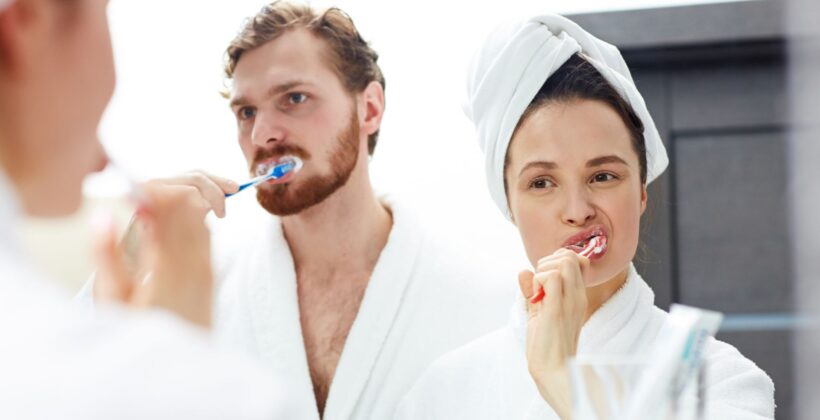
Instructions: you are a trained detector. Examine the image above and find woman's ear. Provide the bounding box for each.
[639,183,648,216]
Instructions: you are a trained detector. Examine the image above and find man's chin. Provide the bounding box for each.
[256,187,321,217]
[26,186,84,218]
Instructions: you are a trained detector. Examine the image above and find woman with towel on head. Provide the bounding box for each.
[396,14,775,420]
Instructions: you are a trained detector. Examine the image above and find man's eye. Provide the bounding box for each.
[238,107,256,120]
[288,93,308,105]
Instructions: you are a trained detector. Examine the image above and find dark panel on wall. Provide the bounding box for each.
[670,62,788,131]
[674,132,791,313]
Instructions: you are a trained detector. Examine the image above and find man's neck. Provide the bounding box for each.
[281,169,393,276]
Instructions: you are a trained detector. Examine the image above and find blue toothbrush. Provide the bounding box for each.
[225,157,303,198]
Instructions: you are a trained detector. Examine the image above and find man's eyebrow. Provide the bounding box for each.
[229,80,313,108]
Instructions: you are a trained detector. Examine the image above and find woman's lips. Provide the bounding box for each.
[561,225,609,260]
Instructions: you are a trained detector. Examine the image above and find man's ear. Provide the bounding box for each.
[0,0,56,77]
[358,80,385,138]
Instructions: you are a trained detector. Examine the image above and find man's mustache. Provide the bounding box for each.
[251,145,311,169]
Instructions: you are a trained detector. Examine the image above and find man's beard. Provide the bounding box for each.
[255,112,360,216]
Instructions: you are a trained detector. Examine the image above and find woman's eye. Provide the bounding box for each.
[288,93,308,105]
[238,107,256,120]
[529,178,554,189]
[592,172,618,183]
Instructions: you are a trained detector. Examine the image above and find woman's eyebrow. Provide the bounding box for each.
[519,161,557,176]
[586,155,628,167]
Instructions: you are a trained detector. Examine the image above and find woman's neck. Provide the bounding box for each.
[584,266,631,322]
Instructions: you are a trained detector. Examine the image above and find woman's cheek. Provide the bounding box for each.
[516,202,558,264]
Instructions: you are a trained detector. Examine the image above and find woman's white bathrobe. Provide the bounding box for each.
[207,194,514,420]
[396,265,776,419]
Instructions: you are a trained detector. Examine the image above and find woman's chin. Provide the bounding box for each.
[584,262,631,289]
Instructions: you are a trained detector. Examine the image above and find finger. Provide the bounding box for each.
[535,270,563,317]
[518,270,540,311]
[178,173,230,218]
[193,171,239,195]
[535,246,577,271]
[534,270,562,300]
[91,212,134,303]
[537,256,569,274]
[552,253,583,290]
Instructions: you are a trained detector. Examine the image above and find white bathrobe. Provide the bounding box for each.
[0,171,297,420]
[207,194,514,419]
[396,264,776,419]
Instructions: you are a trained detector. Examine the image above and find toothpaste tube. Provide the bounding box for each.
[622,304,723,419]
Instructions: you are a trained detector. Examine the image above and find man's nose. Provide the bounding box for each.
[251,111,286,147]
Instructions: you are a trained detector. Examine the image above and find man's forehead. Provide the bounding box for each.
[234,29,332,77]
[230,30,341,100]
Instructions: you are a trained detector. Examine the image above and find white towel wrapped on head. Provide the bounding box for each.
[463,14,669,220]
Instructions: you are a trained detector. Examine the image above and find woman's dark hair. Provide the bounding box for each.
[506,53,647,191]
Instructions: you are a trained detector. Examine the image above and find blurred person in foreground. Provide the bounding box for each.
[0,0,298,418]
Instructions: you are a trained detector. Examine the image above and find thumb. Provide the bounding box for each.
[92,211,134,303]
[518,270,537,314]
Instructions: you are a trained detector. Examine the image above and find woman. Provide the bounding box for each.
[396,14,774,419]
[0,0,294,418]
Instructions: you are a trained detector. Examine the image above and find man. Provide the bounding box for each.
[0,0,296,418]
[88,2,513,418]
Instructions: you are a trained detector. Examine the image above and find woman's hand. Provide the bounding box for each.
[92,182,218,328]
[518,248,590,419]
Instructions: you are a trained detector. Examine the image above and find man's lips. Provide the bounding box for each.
[253,155,302,185]
[263,170,296,185]
[93,154,110,173]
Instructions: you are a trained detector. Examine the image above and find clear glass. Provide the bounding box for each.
[569,355,705,420]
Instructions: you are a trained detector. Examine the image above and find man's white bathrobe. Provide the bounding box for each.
[0,172,297,419]
[396,264,776,419]
[209,195,514,420]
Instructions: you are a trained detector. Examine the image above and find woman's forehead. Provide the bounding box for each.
[510,100,636,168]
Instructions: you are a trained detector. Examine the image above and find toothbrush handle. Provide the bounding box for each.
[225,179,260,198]
[225,159,296,198]
[530,288,546,304]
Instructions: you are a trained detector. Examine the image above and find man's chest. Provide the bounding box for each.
[297,274,370,395]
